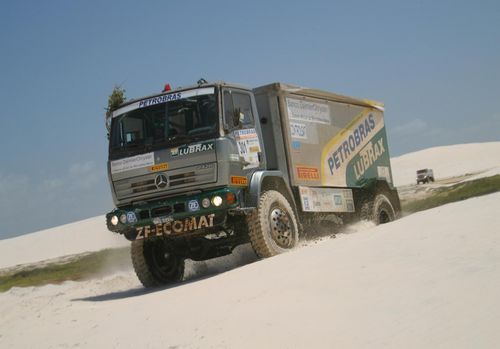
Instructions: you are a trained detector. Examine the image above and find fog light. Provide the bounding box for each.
[211,195,223,207]
[201,198,211,208]
[119,214,127,224]
[110,215,119,226]
[226,192,236,205]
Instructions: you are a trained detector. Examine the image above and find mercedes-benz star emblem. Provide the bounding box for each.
[155,174,168,189]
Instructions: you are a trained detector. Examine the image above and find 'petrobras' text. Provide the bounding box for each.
[327,114,376,175]
[138,92,182,108]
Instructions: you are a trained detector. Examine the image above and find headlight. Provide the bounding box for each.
[201,198,211,208]
[119,214,127,224]
[110,215,119,226]
[211,195,223,207]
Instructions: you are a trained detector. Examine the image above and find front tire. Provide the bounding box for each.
[360,193,396,225]
[131,239,185,288]
[247,190,299,258]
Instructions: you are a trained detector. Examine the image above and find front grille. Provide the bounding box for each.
[131,179,156,194]
[173,203,185,213]
[114,162,217,201]
[152,205,172,217]
[139,211,151,220]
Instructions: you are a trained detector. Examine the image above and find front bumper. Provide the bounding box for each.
[106,187,240,240]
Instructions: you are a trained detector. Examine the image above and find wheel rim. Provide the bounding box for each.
[149,241,180,279]
[378,209,391,224]
[269,206,295,248]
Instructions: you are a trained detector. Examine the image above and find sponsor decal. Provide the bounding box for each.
[299,186,354,213]
[188,199,200,212]
[377,166,392,184]
[126,212,137,224]
[171,141,214,157]
[326,113,376,175]
[334,195,343,205]
[112,87,215,118]
[290,122,308,139]
[234,128,261,169]
[296,166,320,181]
[230,176,248,186]
[150,163,168,172]
[352,139,386,180]
[136,214,215,239]
[320,109,385,186]
[110,152,154,174]
[139,92,182,109]
[286,98,330,124]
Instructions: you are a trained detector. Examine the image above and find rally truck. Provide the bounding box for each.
[416,168,435,184]
[105,81,400,287]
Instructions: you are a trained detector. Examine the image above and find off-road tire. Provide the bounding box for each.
[360,193,396,225]
[247,190,299,258]
[131,239,184,288]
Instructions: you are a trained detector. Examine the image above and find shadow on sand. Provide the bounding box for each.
[73,244,259,302]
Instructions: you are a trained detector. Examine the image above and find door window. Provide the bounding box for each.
[223,89,254,129]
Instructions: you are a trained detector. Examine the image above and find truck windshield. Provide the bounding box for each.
[109,89,218,158]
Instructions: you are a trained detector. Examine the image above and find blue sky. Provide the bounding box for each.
[0,0,499,239]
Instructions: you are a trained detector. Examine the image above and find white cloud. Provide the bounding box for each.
[42,178,64,191]
[67,161,102,189]
[69,161,95,176]
[0,173,30,195]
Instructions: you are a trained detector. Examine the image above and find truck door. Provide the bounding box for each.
[222,88,265,174]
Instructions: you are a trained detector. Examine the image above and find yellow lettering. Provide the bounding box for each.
[198,215,208,229]
[163,222,172,235]
[136,227,144,240]
[377,138,386,154]
[367,145,376,163]
[184,217,197,231]
[374,142,381,158]
[156,224,163,236]
[172,221,183,233]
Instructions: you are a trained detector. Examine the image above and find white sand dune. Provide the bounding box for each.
[0,216,128,269]
[391,141,500,186]
[1,192,500,348]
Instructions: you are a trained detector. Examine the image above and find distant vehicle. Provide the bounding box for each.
[416,169,434,184]
[105,80,401,288]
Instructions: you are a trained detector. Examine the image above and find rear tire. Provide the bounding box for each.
[131,239,185,288]
[360,193,396,225]
[247,190,299,258]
